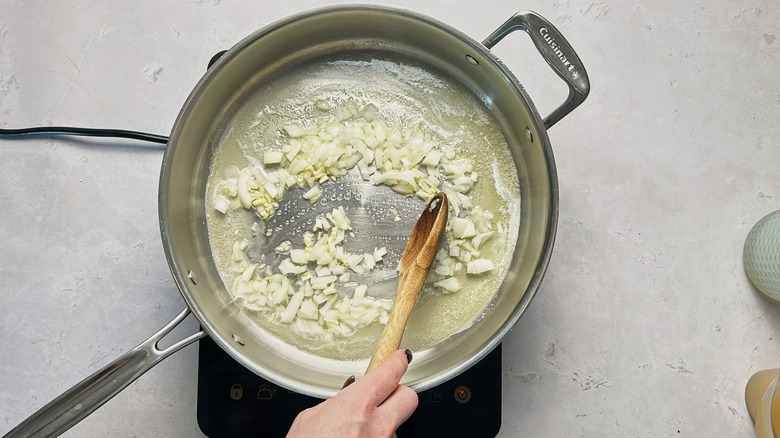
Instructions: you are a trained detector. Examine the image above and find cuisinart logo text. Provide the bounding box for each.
[539,27,579,79]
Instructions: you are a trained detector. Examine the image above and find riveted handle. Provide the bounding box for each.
[483,11,590,129]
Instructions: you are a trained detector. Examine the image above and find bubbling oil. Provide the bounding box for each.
[206,53,521,360]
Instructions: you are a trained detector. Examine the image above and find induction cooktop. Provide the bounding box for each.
[196,334,502,437]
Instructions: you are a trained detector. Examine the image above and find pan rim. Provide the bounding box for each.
[159,3,558,398]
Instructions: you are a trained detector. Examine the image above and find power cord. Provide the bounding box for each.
[0,126,169,144]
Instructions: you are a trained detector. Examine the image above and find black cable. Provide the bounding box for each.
[0,126,169,144]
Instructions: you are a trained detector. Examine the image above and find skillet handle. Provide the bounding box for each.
[3,308,206,438]
[483,11,590,129]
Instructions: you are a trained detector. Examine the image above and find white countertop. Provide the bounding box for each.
[2,0,779,436]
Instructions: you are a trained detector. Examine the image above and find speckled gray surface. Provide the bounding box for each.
[2,1,780,436]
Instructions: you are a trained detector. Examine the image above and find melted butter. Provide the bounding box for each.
[206,53,520,360]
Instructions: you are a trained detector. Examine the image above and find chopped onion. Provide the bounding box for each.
[279,291,304,322]
[298,299,319,320]
[278,258,298,275]
[371,170,418,191]
[353,284,367,304]
[315,99,331,111]
[214,195,230,214]
[472,231,495,249]
[451,217,477,239]
[422,150,443,167]
[264,151,284,164]
[467,258,495,274]
[283,124,306,138]
[303,186,322,203]
[290,249,308,265]
[275,240,291,253]
[216,100,503,340]
[237,172,252,209]
[434,277,461,293]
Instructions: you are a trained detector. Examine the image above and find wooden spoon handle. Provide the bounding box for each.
[365,192,448,374]
[365,271,425,372]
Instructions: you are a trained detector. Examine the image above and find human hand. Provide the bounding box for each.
[287,349,418,438]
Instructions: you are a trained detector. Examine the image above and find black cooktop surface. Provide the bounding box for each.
[197,335,502,437]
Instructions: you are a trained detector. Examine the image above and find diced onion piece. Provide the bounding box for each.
[323,309,341,323]
[422,150,443,167]
[353,284,368,304]
[285,140,302,161]
[435,263,452,276]
[363,253,375,270]
[214,195,230,214]
[357,160,372,180]
[334,106,353,121]
[360,103,378,120]
[234,278,253,296]
[315,265,331,277]
[278,258,298,275]
[340,152,363,170]
[467,258,495,274]
[389,184,415,196]
[303,186,322,203]
[311,275,336,290]
[347,254,364,271]
[263,181,279,199]
[222,181,238,197]
[472,231,495,249]
[290,249,308,265]
[372,170,418,189]
[451,217,477,239]
[298,299,319,320]
[237,171,252,209]
[241,264,257,282]
[264,151,284,164]
[449,241,461,257]
[284,124,306,138]
[293,318,326,335]
[288,157,310,175]
[329,207,351,230]
[275,241,292,253]
[252,279,267,293]
[280,291,304,322]
[270,284,287,305]
[434,277,461,293]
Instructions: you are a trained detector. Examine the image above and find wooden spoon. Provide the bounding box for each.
[366,192,448,372]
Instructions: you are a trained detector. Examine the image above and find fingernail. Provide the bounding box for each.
[405,349,413,364]
[342,375,355,389]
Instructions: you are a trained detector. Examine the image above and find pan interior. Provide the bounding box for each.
[205,51,521,361]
